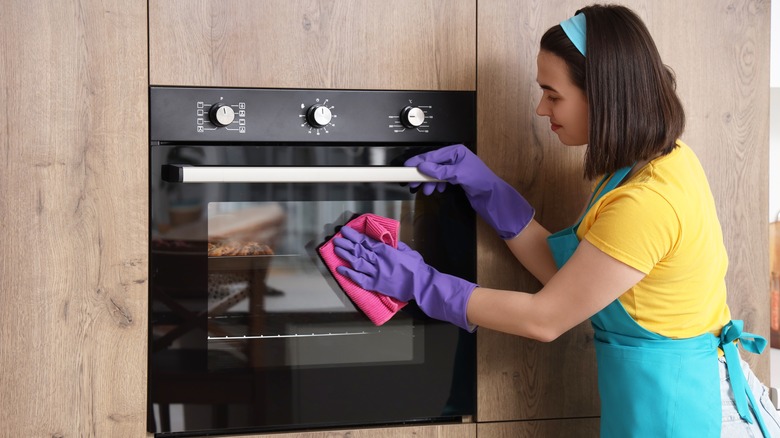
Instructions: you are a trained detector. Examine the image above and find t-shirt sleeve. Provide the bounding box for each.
[580,187,679,274]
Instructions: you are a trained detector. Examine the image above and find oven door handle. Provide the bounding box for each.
[162,164,443,183]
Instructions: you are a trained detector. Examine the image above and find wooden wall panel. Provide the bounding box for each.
[477,0,601,423]
[0,0,149,437]
[149,0,476,90]
[477,0,771,423]
[478,418,599,438]
[653,0,772,382]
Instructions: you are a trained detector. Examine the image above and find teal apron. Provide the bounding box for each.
[546,167,770,437]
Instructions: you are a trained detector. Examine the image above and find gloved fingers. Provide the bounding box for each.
[418,161,460,182]
[409,159,445,187]
[426,144,469,165]
[404,144,466,166]
[335,265,374,290]
[414,181,447,195]
[334,233,381,261]
[422,182,437,196]
[332,244,356,265]
[403,154,424,168]
[332,236,356,254]
[338,226,368,246]
[405,145,472,194]
[340,226,385,251]
[332,236,376,262]
[334,246,378,277]
[421,181,448,195]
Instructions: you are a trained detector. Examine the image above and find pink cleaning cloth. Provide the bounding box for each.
[318,213,407,326]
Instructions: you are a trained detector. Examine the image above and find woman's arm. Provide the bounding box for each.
[467,239,645,341]
[505,219,559,285]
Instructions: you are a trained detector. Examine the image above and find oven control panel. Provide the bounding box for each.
[150,87,475,143]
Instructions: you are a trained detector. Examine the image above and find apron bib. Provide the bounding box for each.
[546,167,770,437]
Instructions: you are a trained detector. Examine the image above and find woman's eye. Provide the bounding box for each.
[547,95,558,102]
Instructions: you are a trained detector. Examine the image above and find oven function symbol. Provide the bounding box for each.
[388,103,432,133]
[300,99,336,134]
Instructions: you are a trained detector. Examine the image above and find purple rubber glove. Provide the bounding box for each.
[333,226,478,332]
[405,144,535,240]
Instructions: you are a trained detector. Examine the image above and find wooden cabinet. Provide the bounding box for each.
[476,0,772,423]
[475,0,600,422]
[478,418,599,438]
[149,0,476,91]
[0,1,149,437]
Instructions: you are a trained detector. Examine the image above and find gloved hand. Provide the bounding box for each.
[405,144,535,240]
[333,226,478,332]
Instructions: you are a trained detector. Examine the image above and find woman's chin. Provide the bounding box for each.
[557,136,587,147]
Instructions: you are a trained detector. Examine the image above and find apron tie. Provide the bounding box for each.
[719,320,770,436]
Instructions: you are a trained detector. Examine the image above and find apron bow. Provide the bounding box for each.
[720,320,767,354]
[719,320,770,435]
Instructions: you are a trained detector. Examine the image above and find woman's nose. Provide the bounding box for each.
[535,99,547,117]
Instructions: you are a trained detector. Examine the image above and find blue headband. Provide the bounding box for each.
[560,12,586,56]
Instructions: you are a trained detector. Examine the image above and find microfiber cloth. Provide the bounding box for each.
[318,213,407,325]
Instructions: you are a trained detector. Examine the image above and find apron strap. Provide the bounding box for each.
[719,320,771,436]
[573,165,634,229]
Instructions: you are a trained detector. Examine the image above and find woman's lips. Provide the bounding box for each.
[551,123,562,132]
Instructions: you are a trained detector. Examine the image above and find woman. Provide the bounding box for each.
[333,4,780,437]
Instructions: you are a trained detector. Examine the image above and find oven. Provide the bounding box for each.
[148,87,476,436]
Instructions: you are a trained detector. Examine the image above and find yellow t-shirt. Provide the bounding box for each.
[576,140,731,338]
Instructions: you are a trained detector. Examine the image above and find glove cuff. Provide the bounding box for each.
[458,283,479,333]
[470,179,535,240]
[425,268,479,332]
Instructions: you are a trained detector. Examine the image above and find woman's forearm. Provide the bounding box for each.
[505,219,559,285]
[466,286,561,342]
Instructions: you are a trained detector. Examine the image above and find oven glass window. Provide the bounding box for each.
[206,200,420,369]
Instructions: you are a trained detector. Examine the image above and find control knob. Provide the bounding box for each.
[306,104,332,128]
[400,106,425,128]
[208,103,236,127]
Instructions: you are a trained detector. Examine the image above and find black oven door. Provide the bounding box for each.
[149,144,476,436]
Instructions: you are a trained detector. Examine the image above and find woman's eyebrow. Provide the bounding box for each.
[538,83,559,93]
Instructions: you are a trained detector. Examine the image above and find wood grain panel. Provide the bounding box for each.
[0,0,148,437]
[654,0,772,381]
[149,0,476,90]
[478,418,599,438]
[477,0,602,423]
[206,423,476,438]
[624,0,771,381]
[477,0,771,423]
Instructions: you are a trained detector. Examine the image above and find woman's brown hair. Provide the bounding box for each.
[540,4,685,179]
